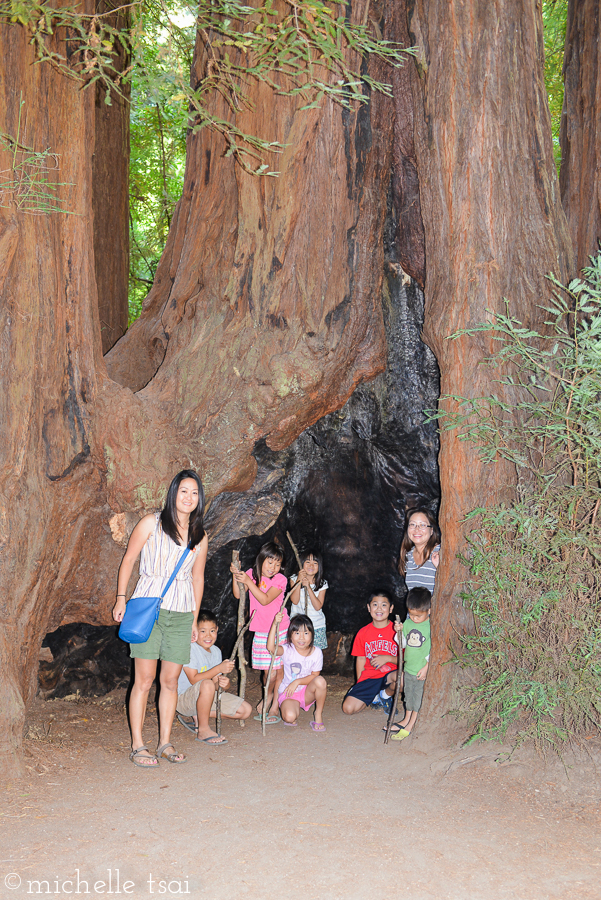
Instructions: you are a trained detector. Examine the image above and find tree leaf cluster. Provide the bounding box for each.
[0,0,412,170]
[438,254,601,752]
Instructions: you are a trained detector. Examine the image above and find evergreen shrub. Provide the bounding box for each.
[440,254,601,750]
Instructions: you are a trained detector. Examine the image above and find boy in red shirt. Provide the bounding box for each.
[342,591,400,715]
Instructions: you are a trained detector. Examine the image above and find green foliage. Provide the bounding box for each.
[456,497,601,751]
[542,0,567,171]
[128,1,191,319]
[0,0,411,170]
[0,0,132,96]
[438,255,601,751]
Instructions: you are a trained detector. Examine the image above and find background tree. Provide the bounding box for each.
[543,0,568,169]
[128,0,192,319]
[561,0,601,272]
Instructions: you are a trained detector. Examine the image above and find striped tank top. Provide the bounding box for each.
[131,514,196,613]
[404,545,440,595]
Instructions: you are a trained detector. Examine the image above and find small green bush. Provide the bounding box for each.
[440,254,601,751]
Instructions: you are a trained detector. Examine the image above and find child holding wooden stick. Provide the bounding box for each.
[267,611,327,731]
[289,549,328,649]
[230,541,288,724]
[176,609,252,744]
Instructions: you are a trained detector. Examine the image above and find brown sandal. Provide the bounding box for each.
[156,743,186,763]
[129,745,159,768]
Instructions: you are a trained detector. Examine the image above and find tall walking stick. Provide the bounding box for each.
[384,616,403,745]
[216,611,255,736]
[286,530,307,613]
[232,549,248,724]
[261,586,295,736]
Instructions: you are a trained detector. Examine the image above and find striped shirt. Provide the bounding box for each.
[404,545,440,595]
[130,514,197,613]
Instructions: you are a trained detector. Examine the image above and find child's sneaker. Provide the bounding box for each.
[380,695,393,714]
[370,694,383,709]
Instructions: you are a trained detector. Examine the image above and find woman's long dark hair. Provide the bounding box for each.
[398,508,440,576]
[160,469,205,549]
[252,541,284,586]
[299,548,324,591]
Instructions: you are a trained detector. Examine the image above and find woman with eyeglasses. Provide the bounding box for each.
[398,509,441,594]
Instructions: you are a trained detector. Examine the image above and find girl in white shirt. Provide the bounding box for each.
[289,549,328,649]
[267,611,328,731]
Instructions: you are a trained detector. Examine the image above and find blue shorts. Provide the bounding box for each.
[344,674,391,706]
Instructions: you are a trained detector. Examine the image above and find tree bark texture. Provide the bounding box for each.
[406,0,574,725]
[390,0,425,287]
[560,0,601,272]
[93,1,130,354]
[0,7,109,771]
[101,0,394,509]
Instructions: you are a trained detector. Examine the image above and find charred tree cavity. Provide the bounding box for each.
[202,213,440,651]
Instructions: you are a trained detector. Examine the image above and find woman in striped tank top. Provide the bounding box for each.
[113,470,208,768]
[398,509,441,595]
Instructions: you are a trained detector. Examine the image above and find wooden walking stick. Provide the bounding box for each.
[384,616,403,745]
[232,549,248,725]
[286,530,302,570]
[261,586,295,736]
[216,610,255,736]
[286,530,307,614]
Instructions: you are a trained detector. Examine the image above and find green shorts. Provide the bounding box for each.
[130,609,194,665]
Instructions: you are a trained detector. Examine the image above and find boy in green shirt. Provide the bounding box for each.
[391,586,430,741]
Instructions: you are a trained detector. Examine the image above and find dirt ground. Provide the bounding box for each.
[2,673,600,900]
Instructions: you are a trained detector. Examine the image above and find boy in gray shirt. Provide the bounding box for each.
[177,609,251,744]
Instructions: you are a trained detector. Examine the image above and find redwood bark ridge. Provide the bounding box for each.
[93,5,130,356]
[560,0,601,272]
[0,10,108,770]
[407,0,573,727]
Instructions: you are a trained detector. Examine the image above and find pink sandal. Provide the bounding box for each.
[310,721,326,732]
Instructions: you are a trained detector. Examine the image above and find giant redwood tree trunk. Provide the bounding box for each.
[0,0,397,769]
[101,0,396,507]
[560,0,601,272]
[0,6,105,770]
[405,0,573,733]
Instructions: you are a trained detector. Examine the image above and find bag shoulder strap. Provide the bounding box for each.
[160,546,191,600]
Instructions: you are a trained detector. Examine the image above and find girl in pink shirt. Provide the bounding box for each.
[231,542,288,724]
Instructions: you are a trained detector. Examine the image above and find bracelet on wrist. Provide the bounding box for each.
[116,594,126,598]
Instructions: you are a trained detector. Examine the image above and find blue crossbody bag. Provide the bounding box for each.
[118,547,191,643]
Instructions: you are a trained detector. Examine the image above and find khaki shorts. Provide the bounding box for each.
[404,671,425,712]
[130,609,194,665]
[176,682,244,718]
